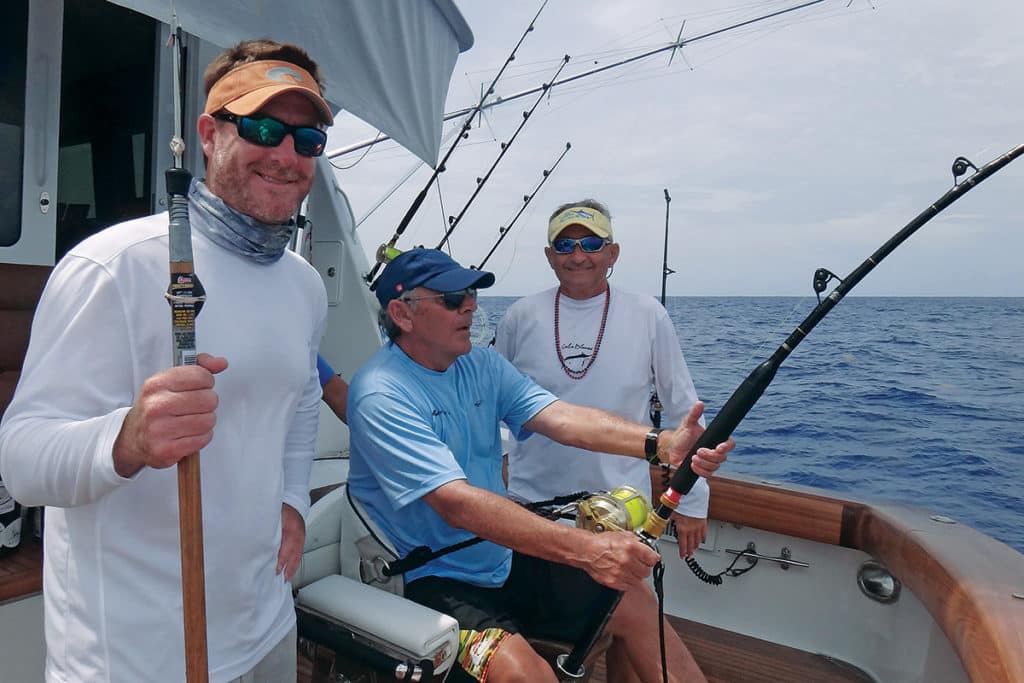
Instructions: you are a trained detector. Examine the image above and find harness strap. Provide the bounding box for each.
[381,491,591,577]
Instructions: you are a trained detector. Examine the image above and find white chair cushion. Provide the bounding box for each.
[297,574,458,674]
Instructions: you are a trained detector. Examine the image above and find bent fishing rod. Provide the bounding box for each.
[475,142,572,271]
[554,144,1024,682]
[436,55,571,252]
[643,144,1024,537]
[365,0,550,287]
[164,20,210,683]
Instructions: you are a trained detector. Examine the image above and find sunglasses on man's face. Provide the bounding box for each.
[214,113,327,158]
[551,236,610,254]
[402,288,478,311]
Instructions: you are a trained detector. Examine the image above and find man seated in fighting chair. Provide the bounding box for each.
[341,249,734,683]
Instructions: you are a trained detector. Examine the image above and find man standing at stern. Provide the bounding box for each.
[0,40,332,682]
[495,199,712,682]
[346,248,733,682]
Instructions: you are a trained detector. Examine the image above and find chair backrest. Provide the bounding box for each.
[294,485,346,589]
[0,264,52,420]
[340,485,404,596]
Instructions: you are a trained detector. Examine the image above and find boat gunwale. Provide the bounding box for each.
[686,472,1024,683]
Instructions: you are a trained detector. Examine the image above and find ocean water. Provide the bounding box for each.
[475,296,1024,554]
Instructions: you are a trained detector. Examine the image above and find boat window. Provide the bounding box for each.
[0,0,29,247]
[55,0,156,259]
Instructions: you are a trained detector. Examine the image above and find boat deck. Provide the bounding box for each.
[297,615,875,682]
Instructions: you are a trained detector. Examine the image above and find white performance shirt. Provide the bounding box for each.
[495,285,709,517]
[0,212,326,682]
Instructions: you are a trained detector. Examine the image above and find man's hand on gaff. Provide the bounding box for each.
[112,353,229,478]
[277,503,306,582]
[671,513,707,559]
[666,401,736,477]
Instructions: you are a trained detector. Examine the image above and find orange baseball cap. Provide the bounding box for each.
[204,60,333,125]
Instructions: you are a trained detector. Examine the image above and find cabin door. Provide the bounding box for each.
[1,0,158,267]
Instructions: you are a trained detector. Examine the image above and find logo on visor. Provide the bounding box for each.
[560,209,595,224]
[266,66,303,84]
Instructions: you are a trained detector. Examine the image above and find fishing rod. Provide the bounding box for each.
[364,0,550,286]
[555,143,1024,681]
[660,189,676,306]
[329,0,833,161]
[475,142,572,271]
[649,189,675,429]
[164,19,210,683]
[436,55,571,252]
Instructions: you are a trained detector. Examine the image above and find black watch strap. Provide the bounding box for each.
[645,428,666,464]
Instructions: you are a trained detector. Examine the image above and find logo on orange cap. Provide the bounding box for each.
[204,60,333,125]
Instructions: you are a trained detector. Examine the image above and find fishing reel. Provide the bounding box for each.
[375,244,403,264]
[575,486,651,533]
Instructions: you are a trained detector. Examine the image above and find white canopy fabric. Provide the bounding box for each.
[107,0,473,165]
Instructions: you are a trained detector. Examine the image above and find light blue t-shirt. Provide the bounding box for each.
[347,343,557,586]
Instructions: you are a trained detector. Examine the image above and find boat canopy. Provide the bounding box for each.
[106,0,474,165]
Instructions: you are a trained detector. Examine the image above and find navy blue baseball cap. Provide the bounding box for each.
[376,248,495,307]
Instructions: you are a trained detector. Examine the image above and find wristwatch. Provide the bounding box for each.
[645,428,666,464]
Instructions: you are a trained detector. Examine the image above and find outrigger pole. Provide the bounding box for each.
[557,144,1024,681]
[365,0,551,286]
[436,55,571,251]
[474,142,572,271]
[330,0,833,161]
[164,17,210,682]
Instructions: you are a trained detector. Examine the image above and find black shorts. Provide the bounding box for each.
[404,552,610,681]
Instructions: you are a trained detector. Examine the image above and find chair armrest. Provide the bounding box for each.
[296,574,459,675]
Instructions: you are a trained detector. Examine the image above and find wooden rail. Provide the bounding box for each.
[651,471,1024,683]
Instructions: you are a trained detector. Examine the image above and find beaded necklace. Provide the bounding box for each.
[554,286,611,380]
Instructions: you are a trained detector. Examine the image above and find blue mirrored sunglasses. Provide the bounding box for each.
[214,113,327,157]
[402,288,478,311]
[551,235,610,254]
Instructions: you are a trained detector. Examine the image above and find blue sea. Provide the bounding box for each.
[475,296,1024,554]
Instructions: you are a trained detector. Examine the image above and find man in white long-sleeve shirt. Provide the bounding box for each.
[495,199,713,682]
[0,40,332,682]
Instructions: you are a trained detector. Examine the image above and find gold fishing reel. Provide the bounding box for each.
[575,485,652,533]
[375,244,403,264]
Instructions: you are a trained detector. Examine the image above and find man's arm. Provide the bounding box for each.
[523,399,732,477]
[317,353,349,424]
[424,479,659,591]
[277,502,305,581]
[321,374,349,424]
[0,256,226,507]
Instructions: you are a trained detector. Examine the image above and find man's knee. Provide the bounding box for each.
[487,633,557,683]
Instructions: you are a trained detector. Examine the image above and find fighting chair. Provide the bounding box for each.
[294,484,458,681]
[294,485,611,682]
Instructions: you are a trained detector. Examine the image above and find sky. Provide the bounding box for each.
[327,0,1024,297]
